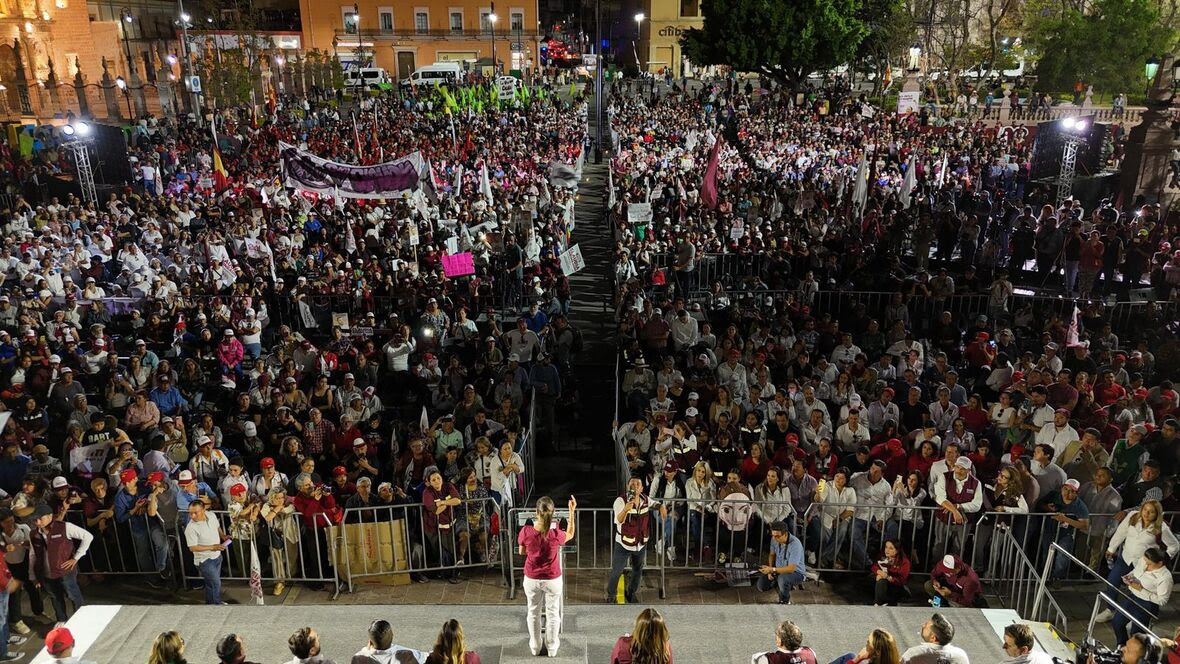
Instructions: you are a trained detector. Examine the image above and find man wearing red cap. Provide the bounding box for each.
[45,625,95,663]
[329,465,357,505]
[252,457,289,499]
[113,468,171,588]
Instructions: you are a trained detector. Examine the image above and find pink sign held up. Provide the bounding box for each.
[441,252,475,278]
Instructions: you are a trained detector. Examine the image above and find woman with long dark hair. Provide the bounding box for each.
[870,539,911,606]
[611,608,672,664]
[425,619,481,664]
[518,495,577,657]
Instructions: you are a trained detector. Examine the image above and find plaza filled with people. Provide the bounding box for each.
[0,46,1174,664]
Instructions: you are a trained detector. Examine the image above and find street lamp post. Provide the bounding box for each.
[176,2,200,120]
[116,75,132,119]
[489,6,498,77]
[120,9,135,81]
[634,12,645,75]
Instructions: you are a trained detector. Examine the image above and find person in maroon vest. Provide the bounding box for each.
[606,476,666,604]
[28,503,92,623]
[932,456,983,556]
[752,619,819,664]
[925,554,982,607]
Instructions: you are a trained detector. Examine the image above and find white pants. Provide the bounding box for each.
[523,575,563,651]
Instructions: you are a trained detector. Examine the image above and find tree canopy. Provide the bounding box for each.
[680,0,870,88]
[1024,0,1173,93]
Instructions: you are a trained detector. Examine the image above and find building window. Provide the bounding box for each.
[680,0,700,16]
[342,7,358,34]
[379,9,393,33]
[479,8,492,32]
[449,10,463,33]
[510,11,523,32]
[414,10,428,33]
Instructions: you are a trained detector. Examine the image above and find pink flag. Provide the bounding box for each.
[701,136,723,210]
[249,542,264,605]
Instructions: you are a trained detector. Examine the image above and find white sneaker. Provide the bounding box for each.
[665,546,676,561]
[1095,608,1115,623]
[530,641,540,656]
[804,569,820,582]
[10,621,28,635]
[806,551,817,566]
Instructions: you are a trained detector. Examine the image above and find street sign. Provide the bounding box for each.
[510,42,523,52]
[187,76,202,93]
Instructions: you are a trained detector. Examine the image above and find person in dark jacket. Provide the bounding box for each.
[216,633,263,664]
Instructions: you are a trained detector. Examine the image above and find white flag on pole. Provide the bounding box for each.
[480,163,494,207]
[899,156,917,209]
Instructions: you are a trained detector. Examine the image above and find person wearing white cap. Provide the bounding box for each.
[237,308,263,359]
[81,338,108,375]
[932,455,983,556]
[1035,477,1089,580]
[217,328,245,378]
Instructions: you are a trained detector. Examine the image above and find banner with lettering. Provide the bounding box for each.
[279,142,425,200]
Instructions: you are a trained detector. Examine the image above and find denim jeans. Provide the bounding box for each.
[199,556,222,604]
[0,588,10,657]
[851,518,885,570]
[755,569,805,603]
[44,570,84,622]
[688,511,705,551]
[1113,594,1158,646]
[606,542,645,601]
[131,521,170,575]
[660,514,678,551]
[1041,530,1075,580]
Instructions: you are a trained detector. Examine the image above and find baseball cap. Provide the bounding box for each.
[30,504,52,520]
[147,471,165,484]
[1132,424,1148,435]
[196,436,213,447]
[229,484,247,497]
[260,457,276,469]
[242,422,257,436]
[31,444,48,455]
[663,459,679,473]
[45,626,74,655]
[177,470,195,484]
[51,476,68,489]
[943,554,956,570]
[119,468,138,484]
[688,392,700,400]
[353,437,367,448]
[685,407,699,417]
[1055,408,1071,416]
[954,456,973,469]
[333,465,348,477]
[1064,479,1081,490]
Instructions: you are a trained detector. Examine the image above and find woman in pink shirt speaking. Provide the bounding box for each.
[517,494,577,657]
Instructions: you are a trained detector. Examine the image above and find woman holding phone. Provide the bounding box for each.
[518,495,576,657]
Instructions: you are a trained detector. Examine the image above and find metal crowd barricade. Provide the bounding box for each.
[652,496,793,576]
[517,389,537,506]
[1033,541,1160,627]
[505,506,666,601]
[176,508,343,599]
[990,527,1069,633]
[68,510,180,579]
[340,498,502,592]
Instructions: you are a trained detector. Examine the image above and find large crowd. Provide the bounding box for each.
[608,76,1180,641]
[0,77,593,661]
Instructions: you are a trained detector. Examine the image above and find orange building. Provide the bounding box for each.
[298,0,541,80]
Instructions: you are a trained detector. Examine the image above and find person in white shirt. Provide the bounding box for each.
[1110,547,1174,646]
[932,456,983,556]
[829,333,862,369]
[900,613,970,664]
[811,468,856,568]
[184,499,227,605]
[1096,500,1180,623]
[926,443,961,494]
[1035,408,1079,459]
[835,409,872,453]
[670,309,699,351]
[849,461,892,569]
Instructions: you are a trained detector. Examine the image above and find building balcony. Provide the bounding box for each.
[332,27,542,41]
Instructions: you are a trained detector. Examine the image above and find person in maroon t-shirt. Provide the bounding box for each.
[422,469,463,582]
[517,495,577,657]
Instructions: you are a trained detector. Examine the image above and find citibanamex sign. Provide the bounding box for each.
[657,25,691,37]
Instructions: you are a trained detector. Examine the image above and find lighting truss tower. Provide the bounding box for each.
[1056,136,1082,205]
[62,140,97,204]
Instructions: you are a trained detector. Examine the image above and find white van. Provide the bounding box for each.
[400,62,464,89]
[344,67,391,90]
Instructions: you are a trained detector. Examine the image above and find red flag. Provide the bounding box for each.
[701,135,723,210]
